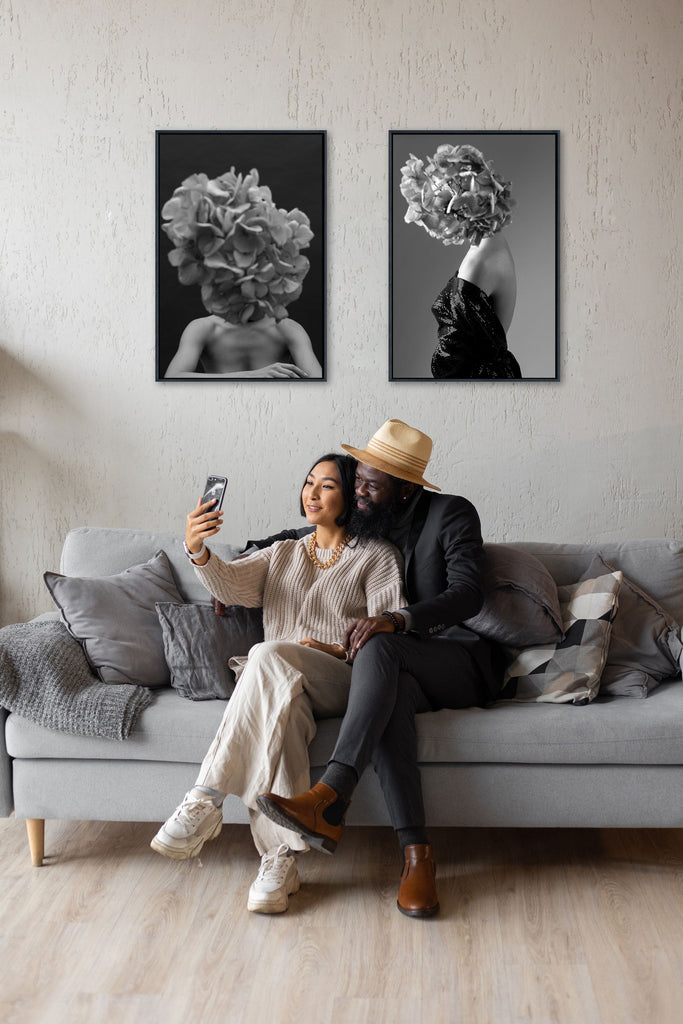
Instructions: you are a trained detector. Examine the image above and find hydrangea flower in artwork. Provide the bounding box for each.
[400,144,515,246]
[161,168,314,323]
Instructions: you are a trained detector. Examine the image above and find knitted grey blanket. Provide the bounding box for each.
[0,619,152,740]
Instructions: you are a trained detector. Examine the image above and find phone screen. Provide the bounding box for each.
[201,475,228,517]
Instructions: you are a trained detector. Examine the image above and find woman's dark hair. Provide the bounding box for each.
[299,453,357,527]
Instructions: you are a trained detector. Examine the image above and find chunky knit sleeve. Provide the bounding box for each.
[193,547,272,608]
[361,542,406,616]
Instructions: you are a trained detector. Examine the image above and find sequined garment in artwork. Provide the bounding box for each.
[430,276,522,380]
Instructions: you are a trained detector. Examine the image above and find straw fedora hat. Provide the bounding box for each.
[342,419,441,491]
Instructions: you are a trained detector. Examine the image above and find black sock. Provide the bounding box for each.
[397,827,429,855]
[320,761,357,825]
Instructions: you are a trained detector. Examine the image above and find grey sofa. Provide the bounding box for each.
[2,527,683,867]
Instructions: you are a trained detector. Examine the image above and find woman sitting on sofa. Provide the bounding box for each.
[151,452,405,914]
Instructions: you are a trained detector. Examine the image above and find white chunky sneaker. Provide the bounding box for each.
[247,844,300,914]
[150,788,223,860]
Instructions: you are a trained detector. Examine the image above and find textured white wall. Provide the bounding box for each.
[1,0,681,625]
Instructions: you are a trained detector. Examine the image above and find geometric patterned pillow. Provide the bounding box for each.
[502,569,623,704]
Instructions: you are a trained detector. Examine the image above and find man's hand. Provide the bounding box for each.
[298,637,347,659]
[344,613,404,662]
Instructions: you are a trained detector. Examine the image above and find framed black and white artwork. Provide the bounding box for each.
[156,130,326,381]
[389,130,559,381]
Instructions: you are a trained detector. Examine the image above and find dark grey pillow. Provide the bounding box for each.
[44,550,183,687]
[598,667,660,699]
[581,554,682,698]
[156,602,264,701]
[463,545,564,646]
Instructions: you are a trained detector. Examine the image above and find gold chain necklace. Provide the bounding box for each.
[307,531,349,570]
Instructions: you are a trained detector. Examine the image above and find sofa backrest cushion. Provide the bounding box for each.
[503,540,683,625]
[60,527,242,604]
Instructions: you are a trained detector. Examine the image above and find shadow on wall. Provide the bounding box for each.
[0,345,97,624]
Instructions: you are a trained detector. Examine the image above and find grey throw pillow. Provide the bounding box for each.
[156,602,264,701]
[463,545,564,646]
[581,554,682,698]
[599,667,660,699]
[44,550,183,687]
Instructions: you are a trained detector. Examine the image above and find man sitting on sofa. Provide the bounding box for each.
[256,419,505,918]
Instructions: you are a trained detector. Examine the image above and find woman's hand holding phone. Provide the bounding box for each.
[185,475,228,565]
[185,496,224,565]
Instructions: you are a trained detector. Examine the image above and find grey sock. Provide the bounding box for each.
[320,760,358,805]
[195,785,225,807]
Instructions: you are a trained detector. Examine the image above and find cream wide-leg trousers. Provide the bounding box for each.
[196,640,352,855]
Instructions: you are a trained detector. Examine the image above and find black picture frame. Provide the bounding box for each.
[156,130,326,382]
[389,130,559,381]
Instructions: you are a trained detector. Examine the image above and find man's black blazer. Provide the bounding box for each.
[399,491,483,635]
[395,491,502,696]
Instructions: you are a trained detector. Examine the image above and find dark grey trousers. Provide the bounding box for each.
[330,633,489,830]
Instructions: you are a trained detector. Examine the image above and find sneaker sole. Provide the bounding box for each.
[150,819,222,860]
[255,795,338,854]
[247,875,301,915]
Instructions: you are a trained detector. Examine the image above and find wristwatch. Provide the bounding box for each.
[183,540,206,562]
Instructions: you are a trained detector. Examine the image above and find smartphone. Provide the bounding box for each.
[200,475,228,519]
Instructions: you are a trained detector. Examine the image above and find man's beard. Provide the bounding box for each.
[347,496,404,541]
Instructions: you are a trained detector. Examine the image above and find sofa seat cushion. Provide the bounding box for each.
[6,688,228,763]
[7,679,683,768]
[403,679,683,765]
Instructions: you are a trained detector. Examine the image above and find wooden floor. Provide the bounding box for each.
[1,818,683,1024]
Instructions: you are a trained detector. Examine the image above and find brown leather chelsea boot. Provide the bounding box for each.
[256,782,347,854]
[397,843,440,918]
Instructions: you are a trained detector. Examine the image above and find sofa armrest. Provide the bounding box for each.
[0,611,60,817]
[0,708,13,817]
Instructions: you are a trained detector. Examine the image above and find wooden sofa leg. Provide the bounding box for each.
[26,819,45,867]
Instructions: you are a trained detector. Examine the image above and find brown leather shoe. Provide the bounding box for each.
[256,782,348,855]
[397,844,440,918]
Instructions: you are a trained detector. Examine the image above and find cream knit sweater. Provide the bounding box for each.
[195,537,406,649]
